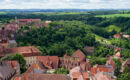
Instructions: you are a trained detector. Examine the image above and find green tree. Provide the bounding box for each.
[0,53,26,73]
[54,68,69,75]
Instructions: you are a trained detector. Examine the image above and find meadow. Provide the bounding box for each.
[96,13,130,18]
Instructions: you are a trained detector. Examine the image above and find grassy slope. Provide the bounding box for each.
[105,25,121,33]
[96,14,130,18]
[0,12,6,15]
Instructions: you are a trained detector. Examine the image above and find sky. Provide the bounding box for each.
[0,0,130,9]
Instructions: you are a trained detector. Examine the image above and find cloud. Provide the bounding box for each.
[0,0,130,9]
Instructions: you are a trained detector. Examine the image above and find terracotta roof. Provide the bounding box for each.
[19,19,31,22]
[14,76,20,80]
[106,57,116,69]
[114,34,121,38]
[72,72,89,80]
[72,49,86,61]
[91,67,97,76]
[0,46,41,57]
[19,19,41,23]
[8,61,19,69]
[37,56,59,69]
[20,73,70,80]
[91,65,110,75]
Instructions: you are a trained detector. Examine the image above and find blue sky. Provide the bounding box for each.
[0,0,130,9]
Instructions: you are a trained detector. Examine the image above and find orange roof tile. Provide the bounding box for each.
[37,56,59,69]
[8,61,19,69]
[21,73,69,80]
[0,46,41,57]
[72,49,86,61]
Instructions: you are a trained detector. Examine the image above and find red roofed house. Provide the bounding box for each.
[60,50,90,71]
[25,63,47,74]
[91,64,114,77]
[19,19,41,27]
[113,34,121,39]
[0,46,41,67]
[106,57,116,71]
[14,73,70,80]
[8,61,20,75]
[72,49,86,62]
[37,56,59,69]
[69,66,90,80]
[72,72,90,80]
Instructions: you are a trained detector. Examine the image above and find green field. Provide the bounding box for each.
[105,25,121,32]
[96,14,130,18]
[0,12,6,15]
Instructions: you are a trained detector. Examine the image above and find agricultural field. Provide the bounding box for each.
[0,12,6,15]
[105,25,121,33]
[96,13,130,18]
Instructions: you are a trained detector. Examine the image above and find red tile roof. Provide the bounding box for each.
[19,19,41,23]
[8,61,19,69]
[72,72,89,79]
[106,57,116,69]
[20,73,69,80]
[72,49,86,61]
[114,34,121,38]
[91,65,110,76]
[19,19,31,22]
[37,56,59,69]
[0,46,41,57]
[26,63,46,73]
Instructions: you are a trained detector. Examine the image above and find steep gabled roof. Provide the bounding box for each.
[8,61,19,69]
[106,57,116,69]
[37,56,59,69]
[72,49,86,61]
[26,63,47,74]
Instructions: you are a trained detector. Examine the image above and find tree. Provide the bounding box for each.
[119,67,130,80]
[54,68,69,75]
[113,58,122,78]
[90,57,107,66]
[0,53,26,73]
